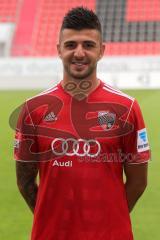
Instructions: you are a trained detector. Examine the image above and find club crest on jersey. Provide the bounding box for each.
[98,111,116,131]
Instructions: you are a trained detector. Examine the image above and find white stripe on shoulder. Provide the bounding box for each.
[103,83,135,129]
[103,83,121,93]
[103,85,134,101]
[27,86,58,101]
[38,86,58,96]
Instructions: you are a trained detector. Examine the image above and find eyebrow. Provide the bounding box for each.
[84,40,97,45]
[63,40,97,45]
[64,41,76,45]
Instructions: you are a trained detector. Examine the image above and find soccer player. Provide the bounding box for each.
[14,7,150,240]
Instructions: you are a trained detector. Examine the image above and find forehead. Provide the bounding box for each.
[59,29,101,43]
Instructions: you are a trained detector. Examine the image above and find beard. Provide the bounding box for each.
[64,62,97,80]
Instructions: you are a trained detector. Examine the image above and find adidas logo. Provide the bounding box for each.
[44,112,57,122]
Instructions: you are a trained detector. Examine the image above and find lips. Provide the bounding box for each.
[72,62,88,66]
[74,63,86,66]
[71,61,89,69]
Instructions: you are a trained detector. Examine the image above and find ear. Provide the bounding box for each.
[99,43,105,60]
[57,44,61,58]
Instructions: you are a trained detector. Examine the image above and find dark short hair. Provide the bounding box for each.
[60,6,102,33]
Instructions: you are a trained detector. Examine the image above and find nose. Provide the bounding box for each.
[74,44,85,58]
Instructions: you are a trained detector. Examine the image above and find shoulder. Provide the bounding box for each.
[98,81,139,121]
[27,84,59,103]
[24,83,61,110]
[21,84,61,123]
[101,81,135,103]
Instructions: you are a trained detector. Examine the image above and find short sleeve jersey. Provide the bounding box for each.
[14,80,150,240]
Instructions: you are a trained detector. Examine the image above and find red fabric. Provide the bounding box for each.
[14,80,150,240]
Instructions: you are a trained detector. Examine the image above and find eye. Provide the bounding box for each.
[64,42,76,49]
[84,42,95,49]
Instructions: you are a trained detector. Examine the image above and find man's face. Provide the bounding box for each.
[57,29,105,80]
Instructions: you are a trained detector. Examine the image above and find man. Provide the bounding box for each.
[15,7,150,240]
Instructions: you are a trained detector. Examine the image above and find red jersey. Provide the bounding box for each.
[14,80,150,240]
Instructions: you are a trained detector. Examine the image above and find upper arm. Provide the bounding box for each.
[14,101,39,163]
[124,162,148,186]
[16,161,39,188]
[123,99,150,164]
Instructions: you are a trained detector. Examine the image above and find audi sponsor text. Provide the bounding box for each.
[52,160,72,167]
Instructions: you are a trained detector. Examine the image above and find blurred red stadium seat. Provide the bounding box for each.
[0,0,18,22]
[0,0,159,56]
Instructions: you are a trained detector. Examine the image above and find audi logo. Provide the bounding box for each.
[51,138,101,157]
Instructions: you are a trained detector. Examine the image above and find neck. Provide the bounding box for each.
[61,74,100,100]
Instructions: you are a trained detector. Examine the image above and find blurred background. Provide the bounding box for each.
[0,0,159,239]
